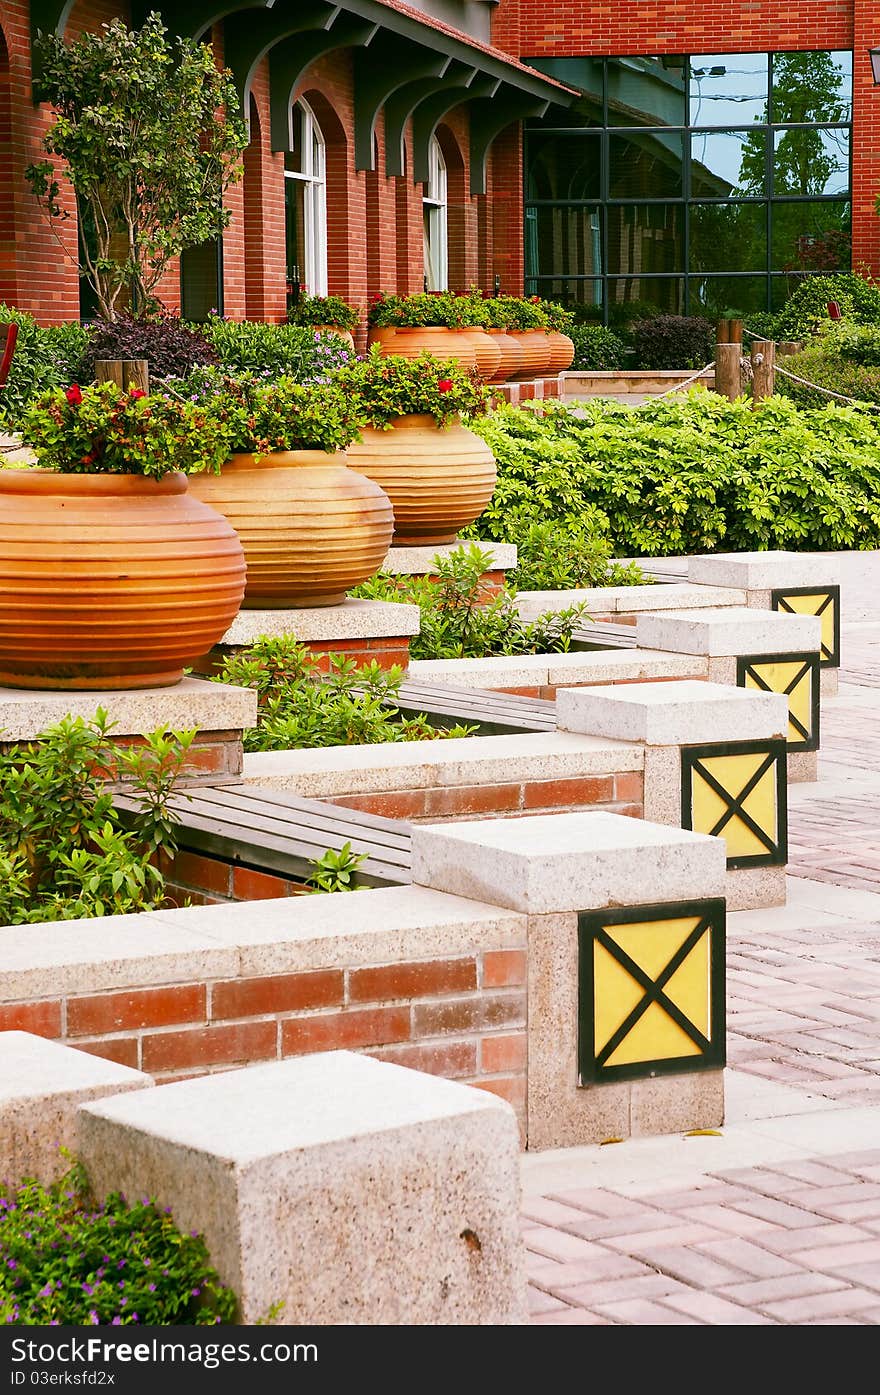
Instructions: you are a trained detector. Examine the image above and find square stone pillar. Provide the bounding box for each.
[410,810,727,1152]
[687,552,840,697]
[78,1052,526,1325]
[636,607,823,782]
[556,679,789,911]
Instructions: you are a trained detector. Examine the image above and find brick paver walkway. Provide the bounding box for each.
[523,619,880,1324]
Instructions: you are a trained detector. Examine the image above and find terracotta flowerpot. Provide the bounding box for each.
[345,413,496,545]
[545,330,576,374]
[487,328,525,383]
[375,326,477,370]
[0,469,246,690]
[313,325,356,351]
[367,326,397,350]
[508,329,553,379]
[462,327,502,382]
[187,450,394,608]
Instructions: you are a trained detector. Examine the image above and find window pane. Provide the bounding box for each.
[690,203,767,272]
[771,200,851,270]
[771,51,852,123]
[689,53,768,126]
[607,277,685,316]
[691,130,766,197]
[524,57,604,125]
[609,131,684,198]
[525,205,602,278]
[526,133,601,200]
[773,127,850,196]
[525,276,604,313]
[285,177,306,287]
[690,276,768,316]
[606,55,687,127]
[606,204,683,275]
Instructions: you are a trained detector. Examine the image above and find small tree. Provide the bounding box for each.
[26,12,248,320]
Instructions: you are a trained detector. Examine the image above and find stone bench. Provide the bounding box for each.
[77,1051,526,1325]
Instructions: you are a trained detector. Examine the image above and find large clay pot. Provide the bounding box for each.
[367,326,397,350]
[545,329,576,374]
[313,325,356,351]
[375,326,477,370]
[187,450,394,608]
[462,327,502,382]
[0,469,246,690]
[508,329,553,379]
[345,413,496,545]
[487,328,525,383]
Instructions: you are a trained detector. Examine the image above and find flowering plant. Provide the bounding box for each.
[19,380,231,478]
[485,295,550,330]
[366,291,471,329]
[288,293,360,333]
[181,371,365,455]
[0,1157,236,1325]
[336,346,488,428]
[539,299,575,333]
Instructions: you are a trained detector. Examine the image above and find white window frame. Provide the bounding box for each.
[285,98,328,296]
[423,135,448,291]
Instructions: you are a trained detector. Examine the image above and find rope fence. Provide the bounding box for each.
[741,324,880,413]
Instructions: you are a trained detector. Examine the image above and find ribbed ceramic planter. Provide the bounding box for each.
[546,330,576,374]
[462,327,502,382]
[0,469,246,690]
[508,329,552,379]
[487,329,525,383]
[187,450,394,608]
[345,413,497,545]
[374,326,477,370]
[313,325,356,351]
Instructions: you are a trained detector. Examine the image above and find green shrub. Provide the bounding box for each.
[468,394,880,555]
[0,305,88,425]
[569,325,628,371]
[629,316,714,370]
[353,544,590,659]
[0,1158,236,1325]
[180,372,364,454]
[0,712,192,924]
[501,521,650,592]
[199,317,353,379]
[288,293,359,332]
[774,336,880,408]
[305,841,368,893]
[336,346,487,428]
[210,636,475,750]
[832,323,880,366]
[772,273,880,341]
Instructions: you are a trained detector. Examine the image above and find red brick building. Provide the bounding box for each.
[0,1,876,327]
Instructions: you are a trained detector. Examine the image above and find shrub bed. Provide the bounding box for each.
[468,393,880,555]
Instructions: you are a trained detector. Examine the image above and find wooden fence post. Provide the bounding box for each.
[714,318,743,402]
[95,359,150,393]
[750,339,776,405]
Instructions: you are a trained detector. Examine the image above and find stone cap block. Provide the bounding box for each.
[410,810,726,913]
[221,598,420,645]
[687,551,839,591]
[384,542,517,573]
[516,582,745,619]
[0,678,256,743]
[0,1032,153,1188]
[556,679,788,745]
[79,1052,515,1163]
[636,606,822,657]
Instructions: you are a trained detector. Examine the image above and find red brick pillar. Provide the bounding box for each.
[851,6,880,278]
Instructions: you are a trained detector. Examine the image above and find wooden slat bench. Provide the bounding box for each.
[116,783,414,889]
[392,679,557,733]
[570,621,644,650]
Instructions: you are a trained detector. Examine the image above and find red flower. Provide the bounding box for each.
[437,378,453,393]
[129,388,147,401]
[65,384,83,406]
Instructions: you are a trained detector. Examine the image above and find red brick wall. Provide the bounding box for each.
[191,635,413,677]
[2,949,528,1129]
[330,769,643,821]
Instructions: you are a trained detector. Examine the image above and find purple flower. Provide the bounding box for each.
[88,1312,99,1325]
[81,1283,95,1296]
[148,1283,156,1293]
[38,1284,53,1298]
[191,1288,201,1297]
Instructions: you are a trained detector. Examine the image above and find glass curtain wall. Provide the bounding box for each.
[523,51,852,318]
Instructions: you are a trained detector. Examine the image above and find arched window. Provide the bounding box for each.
[285,99,328,300]
[423,136,447,291]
